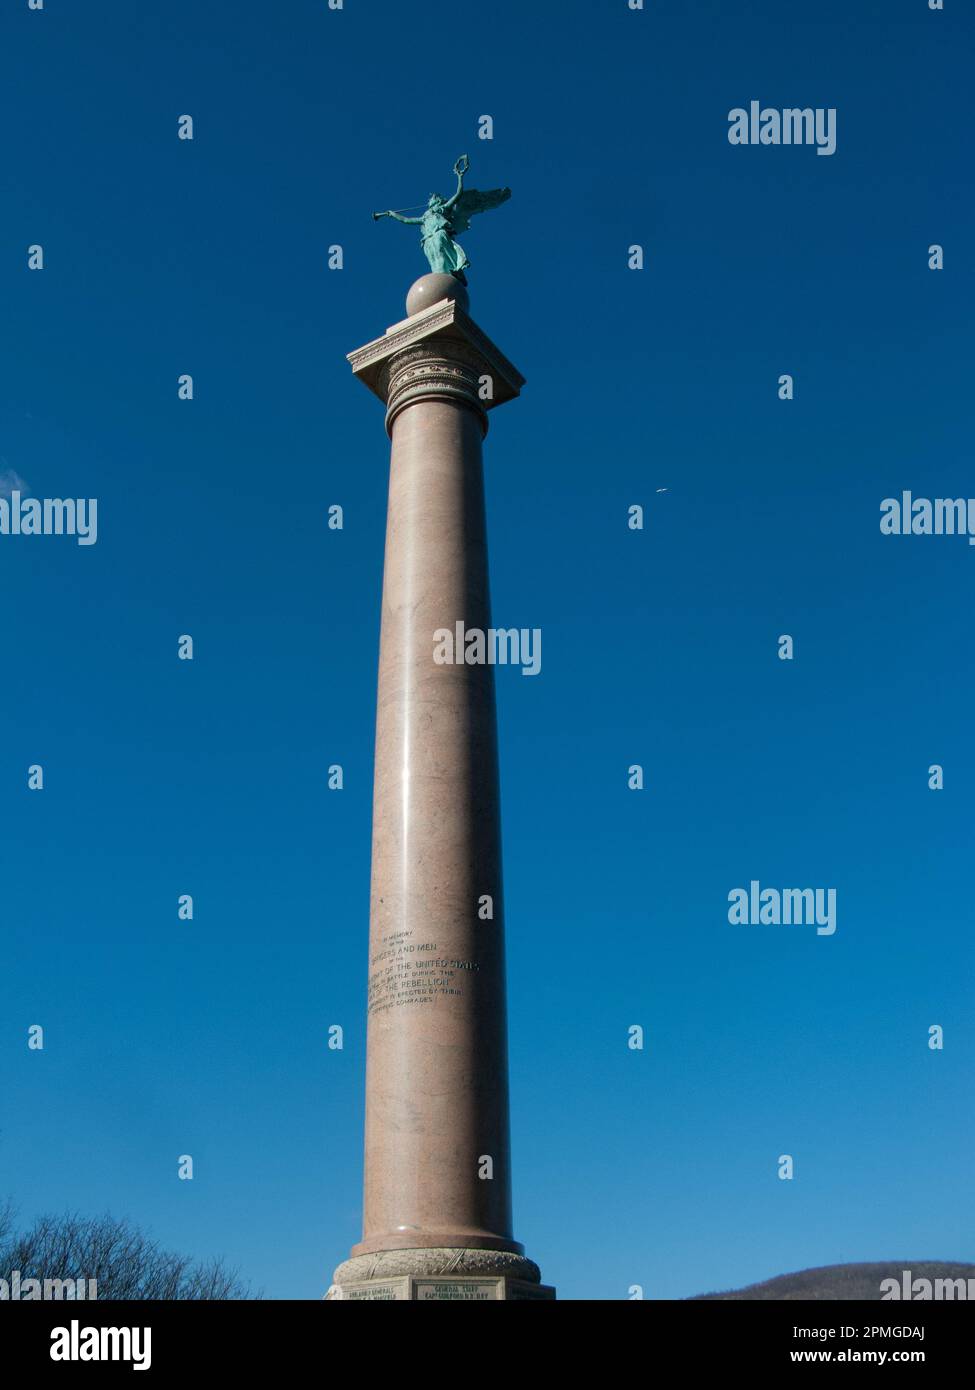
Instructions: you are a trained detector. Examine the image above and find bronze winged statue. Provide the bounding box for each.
[372,155,510,283]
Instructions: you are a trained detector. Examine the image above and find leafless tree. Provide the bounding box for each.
[0,1203,256,1299]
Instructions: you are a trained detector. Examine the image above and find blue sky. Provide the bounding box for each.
[1,0,971,1300]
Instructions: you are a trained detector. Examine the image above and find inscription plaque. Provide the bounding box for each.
[414,1278,504,1301]
[338,1279,408,1300]
[367,928,480,1016]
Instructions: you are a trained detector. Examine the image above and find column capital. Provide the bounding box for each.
[347,295,525,437]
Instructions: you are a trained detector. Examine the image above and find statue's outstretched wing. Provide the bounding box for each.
[451,186,511,234]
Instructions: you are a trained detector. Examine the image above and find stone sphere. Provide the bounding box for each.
[406,273,469,317]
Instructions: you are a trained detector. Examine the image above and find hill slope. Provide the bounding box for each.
[691,1262,975,1300]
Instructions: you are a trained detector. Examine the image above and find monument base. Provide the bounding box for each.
[326,1247,555,1301]
[327,1274,555,1301]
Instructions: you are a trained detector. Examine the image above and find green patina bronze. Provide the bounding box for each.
[373,155,510,282]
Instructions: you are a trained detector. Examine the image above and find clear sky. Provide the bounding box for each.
[1,0,971,1300]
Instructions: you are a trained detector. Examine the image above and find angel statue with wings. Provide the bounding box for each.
[372,155,510,283]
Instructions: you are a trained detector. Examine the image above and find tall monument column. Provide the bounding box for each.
[327,272,554,1301]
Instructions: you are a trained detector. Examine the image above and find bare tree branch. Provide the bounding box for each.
[0,1205,257,1300]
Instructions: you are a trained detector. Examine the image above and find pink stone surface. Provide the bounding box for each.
[353,391,520,1256]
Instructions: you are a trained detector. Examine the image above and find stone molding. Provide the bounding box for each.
[347,295,525,436]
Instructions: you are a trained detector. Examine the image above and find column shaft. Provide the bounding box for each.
[354,390,519,1256]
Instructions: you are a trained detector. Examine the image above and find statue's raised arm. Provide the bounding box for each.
[443,154,470,211]
[372,154,510,284]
